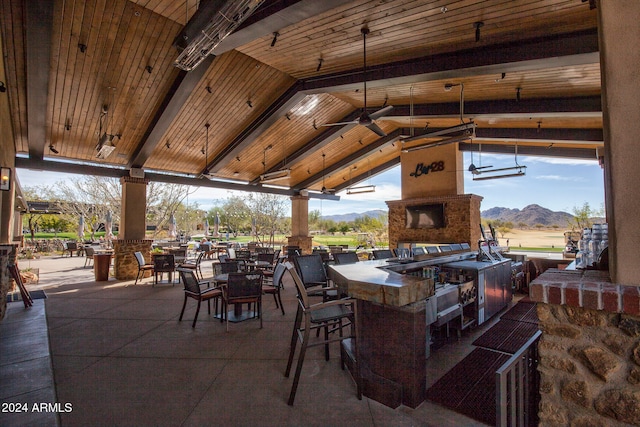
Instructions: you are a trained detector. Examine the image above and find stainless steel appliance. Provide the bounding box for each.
[442,259,512,325]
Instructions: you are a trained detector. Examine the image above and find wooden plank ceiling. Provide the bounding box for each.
[0,0,602,198]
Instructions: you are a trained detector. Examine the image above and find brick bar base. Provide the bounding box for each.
[357,299,426,409]
[530,269,640,426]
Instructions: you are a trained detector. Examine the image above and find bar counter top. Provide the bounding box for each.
[328,259,434,307]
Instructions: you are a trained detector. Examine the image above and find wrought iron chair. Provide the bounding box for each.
[222,271,264,332]
[134,251,154,285]
[177,268,222,328]
[284,265,361,405]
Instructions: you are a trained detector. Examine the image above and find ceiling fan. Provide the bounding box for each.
[320,153,335,194]
[321,27,393,137]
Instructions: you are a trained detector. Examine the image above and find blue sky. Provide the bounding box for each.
[17,152,604,217]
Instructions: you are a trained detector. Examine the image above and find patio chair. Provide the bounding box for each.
[177,268,222,328]
[153,254,177,286]
[222,271,263,332]
[63,241,78,257]
[372,249,393,259]
[293,253,339,301]
[332,251,359,265]
[84,246,95,268]
[178,251,205,280]
[412,246,426,256]
[394,247,410,258]
[262,262,286,315]
[284,265,361,405]
[134,251,154,285]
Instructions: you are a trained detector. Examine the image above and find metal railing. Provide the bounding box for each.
[496,330,542,427]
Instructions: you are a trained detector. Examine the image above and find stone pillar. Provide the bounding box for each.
[288,194,312,254]
[113,239,153,280]
[0,245,17,322]
[0,179,14,244]
[119,176,148,240]
[598,1,640,285]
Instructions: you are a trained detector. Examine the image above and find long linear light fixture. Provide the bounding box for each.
[174,0,265,71]
[400,122,476,144]
[472,165,527,181]
[346,184,376,194]
[259,168,291,184]
[401,131,474,153]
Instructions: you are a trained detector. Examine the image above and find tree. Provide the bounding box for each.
[146,181,197,238]
[219,195,251,238]
[245,193,288,246]
[569,202,604,231]
[308,209,322,231]
[21,187,48,243]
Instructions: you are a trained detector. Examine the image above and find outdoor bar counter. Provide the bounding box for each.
[328,259,435,409]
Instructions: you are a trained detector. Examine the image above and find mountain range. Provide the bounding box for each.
[322,210,387,223]
[322,205,574,228]
[481,204,573,227]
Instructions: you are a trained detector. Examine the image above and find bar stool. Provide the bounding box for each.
[284,265,361,405]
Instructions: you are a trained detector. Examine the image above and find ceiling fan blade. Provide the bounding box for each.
[366,122,387,137]
[320,120,358,127]
[368,105,394,120]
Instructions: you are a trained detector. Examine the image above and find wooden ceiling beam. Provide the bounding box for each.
[248,109,362,184]
[458,142,598,160]
[15,157,339,200]
[475,128,603,143]
[293,129,402,190]
[128,56,215,169]
[385,96,602,118]
[334,157,401,193]
[25,0,54,160]
[213,0,350,55]
[300,30,599,94]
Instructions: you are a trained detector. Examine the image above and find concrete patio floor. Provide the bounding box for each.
[2,254,491,427]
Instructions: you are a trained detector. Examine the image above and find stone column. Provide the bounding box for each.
[0,180,14,244]
[288,194,312,254]
[116,177,150,280]
[119,176,148,240]
[598,0,640,285]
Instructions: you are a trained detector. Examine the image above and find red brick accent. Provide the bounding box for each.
[623,286,640,316]
[564,282,581,307]
[530,282,546,303]
[548,284,563,305]
[530,268,640,316]
[582,282,601,310]
[602,284,621,313]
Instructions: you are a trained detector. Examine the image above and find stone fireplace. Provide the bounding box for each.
[386,194,483,250]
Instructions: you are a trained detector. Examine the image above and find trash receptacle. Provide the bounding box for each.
[94,254,111,281]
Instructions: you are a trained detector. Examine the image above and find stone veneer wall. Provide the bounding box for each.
[0,245,17,321]
[386,194,483,249]
[530,269,640,426]
[287,236,312,255]
[112,239,153,280]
